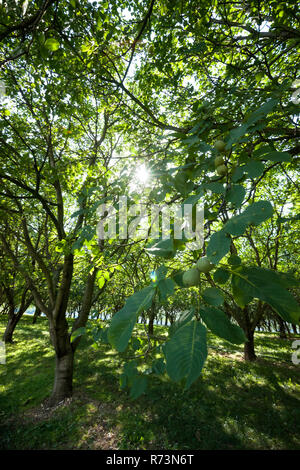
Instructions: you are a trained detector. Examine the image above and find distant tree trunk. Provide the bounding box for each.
[240,306,258,362]
[277,316,287,339]
[3,311,19,343]
[148,301,156,335]
[2,289,32,343]
[291,324,298,335]
[244,329,256,361]
[32,306,41,324]
[148,315,154,335]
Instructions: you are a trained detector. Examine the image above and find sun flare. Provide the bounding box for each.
[135,164,150,184]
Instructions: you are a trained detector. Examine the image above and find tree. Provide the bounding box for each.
[0,0,299,402]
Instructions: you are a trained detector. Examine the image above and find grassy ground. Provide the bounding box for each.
[0,315,299,450]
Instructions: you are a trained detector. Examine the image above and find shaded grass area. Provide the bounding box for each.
[0,315,299,450]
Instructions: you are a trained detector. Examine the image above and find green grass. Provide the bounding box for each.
[0,315,299,450]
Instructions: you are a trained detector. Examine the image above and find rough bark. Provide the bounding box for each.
[50,349,74,404]
[48,315,74,405]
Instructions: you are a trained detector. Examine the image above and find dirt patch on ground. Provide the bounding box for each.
[2,392,121,450]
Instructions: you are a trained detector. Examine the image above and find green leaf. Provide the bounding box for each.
[232,166,245,183]
[169,308,195,337]
[228,255,242,266]
[171,270,186,287]
[152,357,166,375]
[244,160,265,179]
[164,320,207,389]
[146,238,175,258]
[202,287,224,306]
[226,184,246,207]
[44,38,60,51]
[183,191,204,206]
[213,268,230,284]
[203,182,225,195]
[123,360,138,380]
[158,278,176,301]
[231,273,253,308]
[232,267,300,324]
[70,327,86,343]
[154,265,168,281]
[129,376,148,399]
[260,151,292,163]
[246,99,278,126]
[224,201,273,236]
[206,230,231,264]
[243,200,273,226]
[223,214,248,236]
[131,337,142,351]
[108,286,155,351]
[226,99,278,148]
[199,306,246,344]
[226,123,249,147]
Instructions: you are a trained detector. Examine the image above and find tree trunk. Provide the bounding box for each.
[2,314,19,343]
[148,315,154,335]
[292,324,298,335]
[32,306,41,324]
[148,300,156,336]
[2,293,32,343]
[50,350,74,405]
[278,317,287,339]
[244,330,257,361]
[48,316,74,405]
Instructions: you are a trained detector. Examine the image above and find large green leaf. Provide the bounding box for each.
[202,287,224,306]
[224,201,273,236]
[199,306,246,344]
[246,98,278,126]
[232,267,300,324]
[146,238,175,258]
[226,99,278,148]
[213,268,230,284]
[206,230,231,264]
[226,184,246,207]
[203,182,226,195]
[158,277,176,301]
[231,273,253,307]
[254,146,292,162]
[244,160,265,179]
[164,320,207,389]
[243,200,273,226]
[70,327,86,343]
[129,376,148,399]
[168,308,195,337]
[108,286,155,351]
